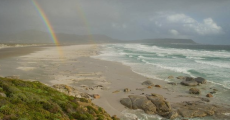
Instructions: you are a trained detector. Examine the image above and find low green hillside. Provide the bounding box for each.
[0,77,118,120]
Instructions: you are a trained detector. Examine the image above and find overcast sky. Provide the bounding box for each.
[0,0,230,44]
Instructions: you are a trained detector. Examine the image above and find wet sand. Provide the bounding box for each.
[0,46,43,59]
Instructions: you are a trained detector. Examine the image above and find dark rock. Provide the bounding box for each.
[195,77,207,84]
[155,85,161,88]
[189,88,200,94]
[210,91,216,94]
[142,80,153,86]
[181,77,198,86]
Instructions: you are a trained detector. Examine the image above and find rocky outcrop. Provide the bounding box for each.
[120,94,230,119]
[172,101,230,119]
[142,80,154,86]
[120,93,172,118]
[189,88,200,94]
[180,77,207,86]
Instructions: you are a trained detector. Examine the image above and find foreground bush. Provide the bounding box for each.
[0,77,118,120]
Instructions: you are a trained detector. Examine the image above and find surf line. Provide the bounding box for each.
[31,0,63,58]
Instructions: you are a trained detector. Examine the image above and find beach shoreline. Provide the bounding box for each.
[0,44,229,119]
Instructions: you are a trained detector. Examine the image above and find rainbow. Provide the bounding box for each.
[31,0,63,56]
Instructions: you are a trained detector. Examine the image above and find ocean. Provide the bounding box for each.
[94,43,230,120]
[93,44,230,120]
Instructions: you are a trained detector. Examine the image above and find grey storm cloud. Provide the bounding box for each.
[0,0,230,44]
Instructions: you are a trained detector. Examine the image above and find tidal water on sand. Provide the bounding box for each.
[94,43,230,120]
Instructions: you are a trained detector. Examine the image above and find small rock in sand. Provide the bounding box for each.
[147,86,152,89]
[206,93,213,98]
[155,85,161,88]
[124,88,131,92]
[113,90,120,93]
[93,94,100,99]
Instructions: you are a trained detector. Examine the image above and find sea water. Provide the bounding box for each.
[94,43,230,120]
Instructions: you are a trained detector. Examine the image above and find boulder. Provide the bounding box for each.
[120,95,157,114]
[195,77,207,84]
[181,77,198,86]
[142,80,153,86]
[206,93,213,98]
[147,94,171,116]
[189,88,200,94]
[120,93,171,117]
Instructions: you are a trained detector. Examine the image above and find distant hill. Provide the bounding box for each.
[130,38,196,44]
[0,30,196,44]
[0,30,122,44]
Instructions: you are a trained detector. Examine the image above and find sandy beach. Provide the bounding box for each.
[0,44,199,116]
[1,44,230,119]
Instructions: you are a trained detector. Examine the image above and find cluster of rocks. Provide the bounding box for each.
[53,84,100,99]
[142,80,161,88]
[81,85,106,91]
[120,93,230,119]
[180,77,207,86]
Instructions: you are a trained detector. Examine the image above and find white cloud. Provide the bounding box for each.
[169,29,179,35]
[151,13,223,35]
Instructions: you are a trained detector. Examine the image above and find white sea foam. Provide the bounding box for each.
[195,60,230,69]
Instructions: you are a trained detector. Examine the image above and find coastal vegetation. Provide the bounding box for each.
[0,77,118,120]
